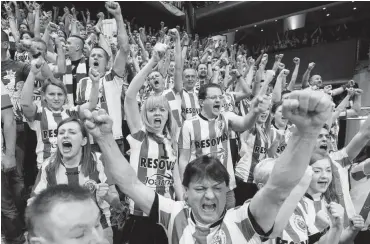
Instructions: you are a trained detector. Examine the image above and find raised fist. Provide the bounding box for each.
[160,21,164,27]
[71,7,76,15]
[349,215,365,231]
[327,202,344,228]
[86,9,90,16]
[346,87,355,97]
[278,63,285,70]
[279,69,290,77]
[105,2,121,17]
[97,12,105,19]
[63,7,69,14]
[348,79,355,87]
[152,43,168,63]
[84,109,114,141]
[293,57,300,65]
[33,2,40,11]
[30,57,44,74]
[96,183,109,199]
[282,90,332,134]
[250,95,271,114]
[168,28,179,41]
[308,62,315,70]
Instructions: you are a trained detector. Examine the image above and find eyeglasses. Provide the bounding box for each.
[206,95,223,101]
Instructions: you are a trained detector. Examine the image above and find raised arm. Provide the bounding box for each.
[124,43,166,134]
[272,69,290,103]
[249,90,332,233]
[106,2,129,77]
[229,95,270,132]
[169,28,183,93]
[301,62,315,89]
[20,58,43,121]
[287,57,300,91]
[33,2,41,38]
[344,113,370,162]
[84,109,156,215]
[78,68,100,120]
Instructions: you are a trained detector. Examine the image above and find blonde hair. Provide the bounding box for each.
[253,158,276,185]
[141,95,178,148]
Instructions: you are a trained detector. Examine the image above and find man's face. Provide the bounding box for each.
[31,41,47,58]
[89,48,108,73]
[19,24,28,32]
[183,69,197,91]
[191,57,199,67]
[202,87,223,117]
[313,128,330,156]
[36,199,108,244]
[80,31,87,40]
[197,64,207,78]
[65,37,81,56]
[148,71,165,92]
[310,75,323,89]
[145,42,152,51]
[186,177,227,225]
[151,36,157,44]
[168,61,175,75]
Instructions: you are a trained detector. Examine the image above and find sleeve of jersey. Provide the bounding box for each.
[33,160,50,196]
[351,160,370,181]
[178,121,192,150]
[1,84,12,110]
[229,201,274,239]
[27,104,43,130]
[149,193,176,231]
[95,153,108,184]
[329,149,351,167]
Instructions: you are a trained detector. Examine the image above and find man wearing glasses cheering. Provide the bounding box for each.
[178,83,270,207]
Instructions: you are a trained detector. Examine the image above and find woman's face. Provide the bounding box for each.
[44,84,66,111]
[309,158,333,195]
[19,24,28,32]
[146,104,169,132]
[274,105,287,127]
[57,121,87,160]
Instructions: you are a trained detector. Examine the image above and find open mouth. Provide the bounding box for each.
[202,203,216,212]
[213,105,220,111]
[62,141,72,152]
[319,144,328,151]
[93,61,99,67]
[317,181,328,188]
[154,118,162,126]
[154,80,159,86]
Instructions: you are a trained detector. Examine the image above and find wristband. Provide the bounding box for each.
[207,62,212,65]
[237,75,242,79]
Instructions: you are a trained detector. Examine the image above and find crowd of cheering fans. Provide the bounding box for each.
[1,1,369,244]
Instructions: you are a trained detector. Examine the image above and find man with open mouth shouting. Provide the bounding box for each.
[84,88,334,244]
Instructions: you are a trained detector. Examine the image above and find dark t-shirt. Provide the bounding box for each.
[1,59,31,122]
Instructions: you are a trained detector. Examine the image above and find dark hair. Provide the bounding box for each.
[26,184,94,238]
[46,117,97,179]
[20,30,34,39]
[198,83,222,100]
[281,90,291,96]
[19,23,29,30]
[353,145,370,164]
[271,101,283,114]
[309,154,339,203]
[1,30,9,42]
[183,156,230,187]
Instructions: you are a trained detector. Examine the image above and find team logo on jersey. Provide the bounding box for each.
[211,229,226,244]
[217,120,225,134]
[144,173,174,189]
[84,180,97,193]
[293,214,307,233]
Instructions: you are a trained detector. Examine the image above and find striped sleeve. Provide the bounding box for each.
[33,158,51,196]
[157,194,177,230]
[351,160,370,181]
[178,121,192,150]
[1,83,12,110]
[330,149,351,167]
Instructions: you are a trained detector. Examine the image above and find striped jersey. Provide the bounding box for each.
[178,113,236,190]
[76,69,126,141]
[33,152,111,228]
[163,89,182,129]
[127,129,177,216]
[348,159,370,230]
[301,194,330,233]
[27,104,79,168]
[63,58,88,107]
[269,124,294,158]
[221,92,238,139]
[235,124,271,183]
[153,195,272,244]
[266,200,318,244]
[180,89,200,120]
[329,149,356,224]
